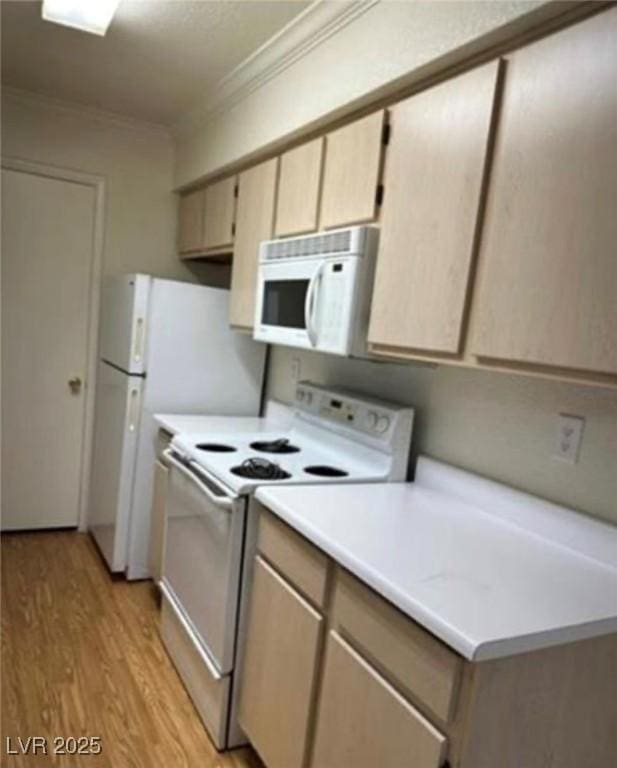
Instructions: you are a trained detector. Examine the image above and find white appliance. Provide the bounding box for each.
[160,381,414,749]
[254,226,379,356]
[88,274,266,579]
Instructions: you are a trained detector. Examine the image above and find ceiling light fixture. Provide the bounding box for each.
[42,0,121,36]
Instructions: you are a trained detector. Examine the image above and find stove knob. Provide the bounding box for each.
[296,388,305,402]
[306,391,313,405]
[376,415,391,434]
[365,411,379,431]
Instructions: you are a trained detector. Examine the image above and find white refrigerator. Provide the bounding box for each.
[88,274,266,579]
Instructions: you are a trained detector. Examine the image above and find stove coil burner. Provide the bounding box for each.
[250,438,300,455]
[303,465,349,478]
[196,443,237,453]
[231,458,291,481]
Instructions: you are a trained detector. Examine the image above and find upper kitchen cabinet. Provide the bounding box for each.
[471,10,617,376]
[368,61,501,356]
[177,188,205,256]
[274,138,324,237]
[229,158,279,330]
[202,176,237,252]
[320,110,387,229]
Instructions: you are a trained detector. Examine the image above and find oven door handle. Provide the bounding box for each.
[304,262,325,347]
[163,449,237,509]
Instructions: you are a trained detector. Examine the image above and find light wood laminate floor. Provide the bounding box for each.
[1,531,263,767]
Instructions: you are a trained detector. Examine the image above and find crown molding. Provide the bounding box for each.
[1,86,172,138]
[172,0,379,138]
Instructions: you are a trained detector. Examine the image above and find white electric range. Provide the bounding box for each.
[159,382,414,750]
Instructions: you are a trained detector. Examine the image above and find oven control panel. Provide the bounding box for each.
[295,382,405,440]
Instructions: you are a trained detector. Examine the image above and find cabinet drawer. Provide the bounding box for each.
[257,508,329,608]
[160,592,230,750]
[332,568,461,724]
[311,631,447,768]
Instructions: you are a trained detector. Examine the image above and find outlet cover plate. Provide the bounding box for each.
[553,414,585,464]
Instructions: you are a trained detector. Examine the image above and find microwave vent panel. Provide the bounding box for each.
[261,227,365,262]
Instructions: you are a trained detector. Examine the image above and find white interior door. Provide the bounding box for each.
[1,167,96,530]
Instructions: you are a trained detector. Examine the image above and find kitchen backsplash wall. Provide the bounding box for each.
[267,346,617,524]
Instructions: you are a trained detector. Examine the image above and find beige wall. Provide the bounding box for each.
[172,0,617,526]
[269,347,617,524]
[2,89,186,281]
[175,0,552,187]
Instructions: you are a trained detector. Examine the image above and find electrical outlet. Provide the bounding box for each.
[553,414,585,464]
[291,357,301,381]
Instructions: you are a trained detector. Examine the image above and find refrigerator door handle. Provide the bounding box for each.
[133,316,145,363]
[127,387,140,432]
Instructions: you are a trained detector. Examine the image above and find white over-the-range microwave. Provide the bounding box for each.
[253,225,379,356]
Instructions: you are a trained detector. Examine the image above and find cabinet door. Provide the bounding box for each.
[311,632,447,768]
[367,61,501,356]
[238,556,323,768]
[148,459,168,584]
[229,159,278,330]
[471,10,617,375]
[178,189,205,255]
[202,176,237,251]
[320,111,386,229]
[274,138,324,237]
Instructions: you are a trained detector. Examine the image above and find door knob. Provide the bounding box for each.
[68,376,82,394]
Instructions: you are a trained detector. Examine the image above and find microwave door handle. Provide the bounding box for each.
[304,263,324,347]
[163,449,236,510]
[304,269,317,345]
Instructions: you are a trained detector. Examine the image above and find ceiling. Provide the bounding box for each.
[1,0,310,125]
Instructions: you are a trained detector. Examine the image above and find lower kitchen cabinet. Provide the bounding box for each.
[148,458,169,583]
[311,631,446,768]
[238,555,324,768]
[240,506,616,768]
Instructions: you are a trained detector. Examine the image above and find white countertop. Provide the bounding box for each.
[155,401,292,437]
[256,458,617,661]
[155,413,269,436]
